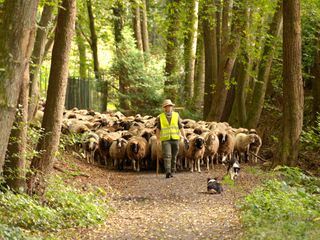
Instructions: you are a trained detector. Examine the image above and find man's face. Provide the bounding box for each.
[164,105,173,113]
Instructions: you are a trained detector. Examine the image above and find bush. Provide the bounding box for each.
[240,167,320,240]
[109,27,165,116]
[0,176,110,237]
[301,114,320,151]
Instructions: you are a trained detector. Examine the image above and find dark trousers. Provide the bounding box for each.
[162,140,179,174]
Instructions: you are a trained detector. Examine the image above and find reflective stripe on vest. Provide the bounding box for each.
[159,112,180,141]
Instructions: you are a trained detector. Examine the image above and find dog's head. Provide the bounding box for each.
[207,177,223,194]
[195,137,205,149]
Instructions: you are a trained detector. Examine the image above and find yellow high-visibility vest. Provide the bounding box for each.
[159,112,180,141]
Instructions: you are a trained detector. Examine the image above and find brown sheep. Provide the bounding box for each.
[148,135,163,170]
[185,134,205,172]
[217,131,235,164]
[126,136,148,172]
[234,133,256,163]
[97,132,121,167]
[202,131,220,171]
[109,137,128,170]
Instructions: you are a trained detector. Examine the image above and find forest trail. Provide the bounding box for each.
[58,154,263,240]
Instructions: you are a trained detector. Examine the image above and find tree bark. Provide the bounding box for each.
[280,0,303,167]
[202,1,218,119]
[246,1,283,129]
[184,0,199,103]
[3,65,30,192]
[193,33,205,110]
[207,0,246,121]
[0,0,39,172]
[132,0,143,51]
[164,0,180,102]
[27,0,76,195]
[28,1,55,121]
[141,0,150,53]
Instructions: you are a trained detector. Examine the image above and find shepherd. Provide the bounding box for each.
[156,99,188,178]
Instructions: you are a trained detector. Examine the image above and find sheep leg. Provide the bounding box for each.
[137,159,140,172]
[206,156,210,172]
[190,158,194,172]
[198,158,201,173]
[184,157,188,169]
[132,160,136,171]
[255,147,260,163]
[221,154,227,164]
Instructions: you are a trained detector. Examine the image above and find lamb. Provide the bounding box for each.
[203,131,220,171]
[185,134,205,172]
[234,133,256,163]
[126,136,149,172]
[217,131,235,164]
[82,132,100,164]
[109,137,128,170]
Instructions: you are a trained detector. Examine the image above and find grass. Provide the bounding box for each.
[239,166,320,240]
[0,175,110,240]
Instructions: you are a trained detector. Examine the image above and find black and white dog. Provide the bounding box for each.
[227,157,241,180]
[207,177,223,194]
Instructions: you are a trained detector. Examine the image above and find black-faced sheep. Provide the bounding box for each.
[234,133,256,163]
[203,131,220,171]
[109,137,128,170]
[185,134,205,172]
[82,132,100,164]
[126,136,148,172]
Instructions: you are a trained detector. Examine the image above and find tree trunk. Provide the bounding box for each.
[132,0,143,51]
[113,1,129,111]
[76,22,87,79]
[3,65,30,192]
[0,0,39,172]
[164,0,180,102]
[193,33,205,110]
[246,1,283,129]
[141,0,150,53]
[202,1,218,119]
[184,0,199,104]
[312,34,320,120]
[27,0,76,195]
[28,1,55,121]
[280,0,303,167]
[207,0,246,121]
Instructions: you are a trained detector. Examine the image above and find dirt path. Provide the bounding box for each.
[59,155,262,240]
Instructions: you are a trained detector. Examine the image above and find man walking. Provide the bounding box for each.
[156,99,187,178]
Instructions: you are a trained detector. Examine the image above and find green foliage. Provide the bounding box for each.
[301,114,320,151]
[109,27,165,115]
[0,176,109,236]
[240,167,320,240]
[0,223,39,240]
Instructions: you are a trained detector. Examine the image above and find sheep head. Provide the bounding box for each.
[194,137,205,149]
[130,141,140,154]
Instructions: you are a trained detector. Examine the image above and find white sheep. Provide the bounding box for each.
[202,131,220,171]
[109,137,128,169]
[234,133,256,163]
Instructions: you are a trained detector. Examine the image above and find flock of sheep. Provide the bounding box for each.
[48,108,263,178]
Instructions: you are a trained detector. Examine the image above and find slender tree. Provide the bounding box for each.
[280,0,303,166]
[141,0,150,52]
[27,0,76,195]
[184,0,199,103]
[312,33,320,120]
[202,0,218,119]
[28,1,55,120]
[246,1,283,129]
[164,0,180,102]
[0,0,39,171]
[207,0,247,121]
[132,0,143,51]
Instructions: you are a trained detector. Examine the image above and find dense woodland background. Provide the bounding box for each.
[0,0,320,238]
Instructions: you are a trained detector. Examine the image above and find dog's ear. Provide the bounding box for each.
[207,178,211,182]
[214,177,218,181]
